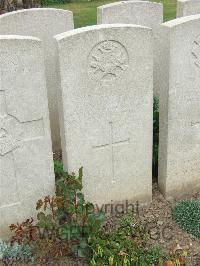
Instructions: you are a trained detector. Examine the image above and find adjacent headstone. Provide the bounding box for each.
[0,8,74,151]
[0,35,55,239]
[97,1,163,97]
[97,1,163,26]
[177,0,200,18]
[55,24,153,206]
[158,15,200,198]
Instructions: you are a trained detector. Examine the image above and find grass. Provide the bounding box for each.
[45,0,117,28]
[45,0,177,28]
[155,0,177,21]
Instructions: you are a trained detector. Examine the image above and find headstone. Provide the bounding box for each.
[97,1,163,26]
[0,8,74,151]
[158,15,200,198]
[55,24,153,206]
[97,1,163,97]
[0,35,55,239]
[177,0,200,18]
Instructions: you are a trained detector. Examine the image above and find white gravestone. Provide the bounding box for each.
[55,24,153,206]
[0,36,55,239]
[158,15,200,198]
[97,1,163,97]
[0,8,74,151]
[97,1,163,26]
[177,0,200,18]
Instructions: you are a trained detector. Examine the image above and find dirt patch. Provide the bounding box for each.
[138,184,200,265]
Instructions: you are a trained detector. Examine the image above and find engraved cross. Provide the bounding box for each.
[0,89,44,156]
[93,121,129,184]
[0,88,44,209]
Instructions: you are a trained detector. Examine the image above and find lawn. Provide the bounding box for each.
[45,0,177,28]
[45,0,117,28]
[155,0,177,21]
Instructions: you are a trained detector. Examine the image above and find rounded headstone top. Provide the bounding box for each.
[0,35,41,42]
[97,1,162,9]
[162,14,200,28]
[54,24,152,41]
[0,8,73,19]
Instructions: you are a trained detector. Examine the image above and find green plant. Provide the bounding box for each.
[54,160,65,179]
[0,241,7,260]
[172,200,200,238]
[88,213,166,265]
[10,166,104,260]
[9,163,166,264]
[42,0,71,5]
[0,241,33,264]
[56,167,104,257]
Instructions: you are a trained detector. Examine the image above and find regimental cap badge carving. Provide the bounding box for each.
[88,40,129,84]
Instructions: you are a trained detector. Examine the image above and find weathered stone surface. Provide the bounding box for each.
[177,0,200,18]
[0,36,55,239]
[97,1,163,97]
[158,15,200,199]
[55,24,153,205]
[0,8,74,151]
[97,1,163,27]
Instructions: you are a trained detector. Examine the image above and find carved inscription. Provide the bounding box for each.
[0,90,22,155]
[191,35,200,68]
[88,40,129,83]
